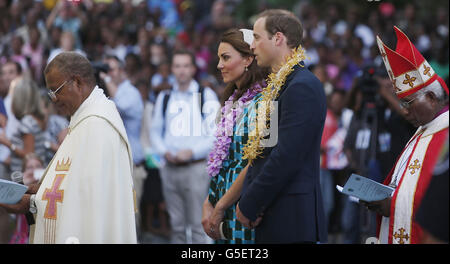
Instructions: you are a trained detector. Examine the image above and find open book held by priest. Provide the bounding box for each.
[336,174,395,202]
[0,179,27,204]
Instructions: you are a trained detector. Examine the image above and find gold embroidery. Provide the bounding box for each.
[133,188,138,213]
[422,64,431,77]
[403,73,416,88]
[408,159,421,175]
[55,158,71,171]
[393,227,409,244]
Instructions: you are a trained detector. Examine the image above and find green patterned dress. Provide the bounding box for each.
[208,94,262,244]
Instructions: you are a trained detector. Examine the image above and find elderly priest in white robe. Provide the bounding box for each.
[0,52,137,244]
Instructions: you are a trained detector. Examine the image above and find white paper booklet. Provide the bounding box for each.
[0,179,28,204]
[336,173,395,202]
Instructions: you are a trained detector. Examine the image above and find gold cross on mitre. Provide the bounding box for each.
[408,159,421,175]
[423,64,432,77]
[393,227,410,244]
[403,73,416,88]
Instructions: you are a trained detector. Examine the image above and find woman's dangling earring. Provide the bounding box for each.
[245,66,248,72]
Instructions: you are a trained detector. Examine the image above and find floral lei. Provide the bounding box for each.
[207,82,264,177]
[242,45,307,163]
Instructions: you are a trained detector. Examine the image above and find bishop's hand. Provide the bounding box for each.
[360,197,391,217]
[0,194,31,214]
[26,183,40,194]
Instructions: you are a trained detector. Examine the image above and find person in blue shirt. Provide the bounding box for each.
[0,99,6,123]
[101,55,146,235]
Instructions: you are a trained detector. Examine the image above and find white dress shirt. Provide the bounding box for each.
[150,80,220,160]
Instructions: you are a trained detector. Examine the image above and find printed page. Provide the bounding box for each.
[338,174,395,202]
[0,179,28,204]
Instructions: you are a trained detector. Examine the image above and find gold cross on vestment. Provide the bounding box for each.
[408,159,421,175]
[403,74,417,88]
[393,228,410,244]
[423,64,432,77]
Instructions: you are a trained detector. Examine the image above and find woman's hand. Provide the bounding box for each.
[208,206,225,240]
[201,198,215,239]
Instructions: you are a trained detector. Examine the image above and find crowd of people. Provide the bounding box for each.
[0,0,448,244]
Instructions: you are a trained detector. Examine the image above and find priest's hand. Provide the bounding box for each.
[0,194,30,214]
[26,183,40,194]
[360,197,391,217]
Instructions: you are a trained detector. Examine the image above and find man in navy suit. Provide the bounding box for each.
[236,9,328,243]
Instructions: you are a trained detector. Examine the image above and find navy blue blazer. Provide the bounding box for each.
[239,63,328,243]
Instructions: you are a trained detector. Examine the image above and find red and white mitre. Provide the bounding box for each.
[377,26,449,98]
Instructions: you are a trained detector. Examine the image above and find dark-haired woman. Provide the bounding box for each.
[202,28,268,244]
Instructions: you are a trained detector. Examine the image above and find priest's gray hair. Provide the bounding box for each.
[45,51,96,88]
[415,79,448,104]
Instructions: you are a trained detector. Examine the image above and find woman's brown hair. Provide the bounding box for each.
[219,29,269,105]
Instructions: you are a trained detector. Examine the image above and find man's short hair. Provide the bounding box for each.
[171,49,196,67]
[105,54,124,69]
[257,9,303,49]
[45,52,96,87]
[2,60,22,74]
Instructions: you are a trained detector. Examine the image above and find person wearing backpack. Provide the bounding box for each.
[150,50,220,244]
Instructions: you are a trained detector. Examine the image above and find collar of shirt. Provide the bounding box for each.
[172,80,199,94]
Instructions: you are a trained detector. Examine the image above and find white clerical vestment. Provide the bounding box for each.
[30,87,137,244]
[378,110,449,244]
